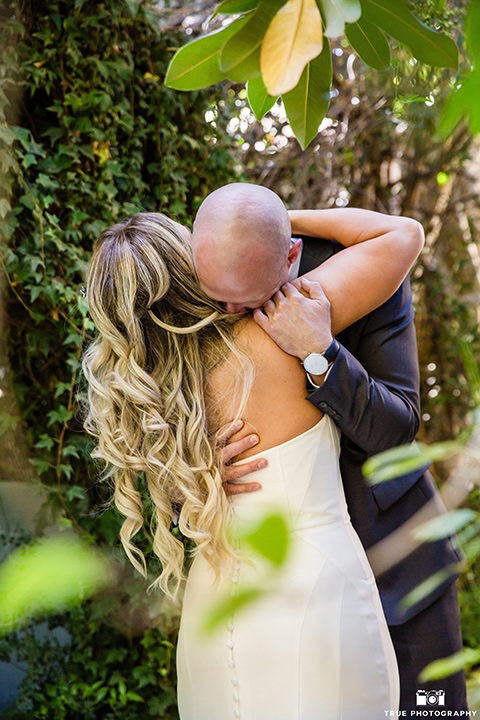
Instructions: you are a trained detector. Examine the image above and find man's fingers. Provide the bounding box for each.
[220,433,260,465]
[223,480,262,496]
[216,419,244,446]
[222,457,267,484]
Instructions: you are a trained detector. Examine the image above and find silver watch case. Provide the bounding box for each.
[302,352,330,376]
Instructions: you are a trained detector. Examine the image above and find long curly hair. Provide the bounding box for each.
[82,212,252,599]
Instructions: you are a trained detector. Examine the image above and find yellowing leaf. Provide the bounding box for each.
[260,0,323,96]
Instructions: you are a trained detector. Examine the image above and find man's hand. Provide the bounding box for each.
[253,278,333,360]
[217,420,267,496]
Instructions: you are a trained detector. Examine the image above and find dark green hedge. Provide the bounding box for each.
[0,0,239,715]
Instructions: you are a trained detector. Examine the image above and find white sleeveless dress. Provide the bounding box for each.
[176,415,399,719]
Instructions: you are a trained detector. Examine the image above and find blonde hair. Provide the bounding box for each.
[82,212,251,599]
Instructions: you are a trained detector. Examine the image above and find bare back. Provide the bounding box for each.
[206,318,322,460]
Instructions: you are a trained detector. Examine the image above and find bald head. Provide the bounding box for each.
[192,183,294,313]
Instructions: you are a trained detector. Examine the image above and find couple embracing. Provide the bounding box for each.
[83,183,467,718]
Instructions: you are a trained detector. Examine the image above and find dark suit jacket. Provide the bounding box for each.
[298,235,464,625]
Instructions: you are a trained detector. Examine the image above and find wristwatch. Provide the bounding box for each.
[302,338,340,376]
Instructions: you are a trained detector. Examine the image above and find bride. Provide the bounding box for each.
[82,205,424,719]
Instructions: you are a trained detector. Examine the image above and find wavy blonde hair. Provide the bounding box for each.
[82,212,252,598]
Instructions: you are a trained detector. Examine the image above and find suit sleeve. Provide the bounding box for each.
[306,278,421,456]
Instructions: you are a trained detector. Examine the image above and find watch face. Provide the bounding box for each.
[303,353,329,375]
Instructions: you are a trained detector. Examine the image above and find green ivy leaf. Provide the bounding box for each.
[345,15,390,70]
[360,0,458,69]
[283,39,332,149]
[247,76,277,120]
[164,15,250,91]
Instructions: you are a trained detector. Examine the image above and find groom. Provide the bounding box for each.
[191,182,467,713]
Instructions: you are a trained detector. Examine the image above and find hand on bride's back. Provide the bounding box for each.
[217,420,266,496]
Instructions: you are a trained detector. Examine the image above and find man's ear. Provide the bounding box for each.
[287,238,302,266]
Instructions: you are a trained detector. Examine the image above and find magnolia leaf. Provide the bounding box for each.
[317,0,361,38]
[0,537,110,634]
[413,509,477,543]
[164,15,250,90]
[247,76,278,120]
[420,648,480,683]
[465,0,480,65]
[214,0,259,14]
[220,0,287,82]
[345,15,390,70]
[361,0,458,69]
[439,70,480,138]
[283,40,331,149]
[261,0,323,96]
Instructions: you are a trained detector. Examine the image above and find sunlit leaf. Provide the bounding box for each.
[420,648,480,683]
[345,15,390,70]
[317,0,361,38]
[203,586,264,634]
[362,441,461,485]
[241,513,289,566]
[465,0,480,65]
[164,15,250,90]
[283,40,332,149]
[399,563,462,613]
[260,0,323,96]
[413,509,477,543]
[247,76,278,120]
[214,0,259,14]
[220,0,287,83]
[361,0,458,69]
[0,537,110,634]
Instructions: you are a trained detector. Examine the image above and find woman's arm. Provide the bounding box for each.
[288,208,424,334]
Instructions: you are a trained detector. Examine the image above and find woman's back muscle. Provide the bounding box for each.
[206,318,322,460]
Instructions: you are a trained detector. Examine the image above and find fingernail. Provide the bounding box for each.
[249,483,261,492]
[256,460,267,469]
[250,434,259,445]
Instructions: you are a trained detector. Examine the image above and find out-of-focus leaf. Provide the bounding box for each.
[413,509,477,543]
[399,563,462,613]
[363,441,461,485]
[345,15,390,70]
[316,0,361,38]
[420,648,480,682]
[0,537,110,634]
[164,15,250,90]
[220,0,287,82]
[214,0,259,14]
[260,0,323,96]
[283,40,332,149]
[241,513,289,566]
[465,0,480,64]
[361,0,458,69]
[247,76,278,120]
[203,586,264,634]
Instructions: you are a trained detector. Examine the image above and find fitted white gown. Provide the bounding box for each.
[176,415,399,720]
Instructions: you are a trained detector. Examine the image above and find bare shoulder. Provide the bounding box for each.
[206,317,322,456]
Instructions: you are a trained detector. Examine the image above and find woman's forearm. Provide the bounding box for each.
[290,208,424,334]
[289,208,423,249]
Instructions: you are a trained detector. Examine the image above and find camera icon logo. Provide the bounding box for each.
[416,689,446,706]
